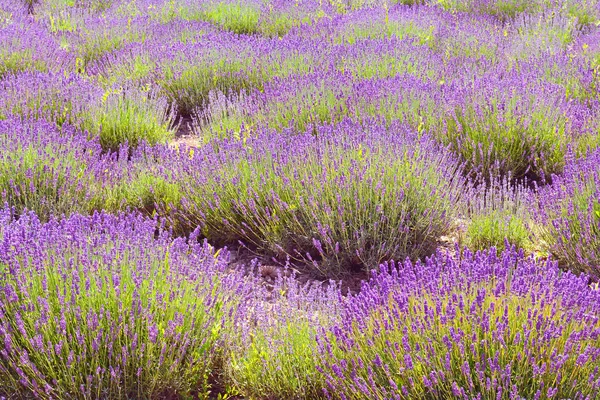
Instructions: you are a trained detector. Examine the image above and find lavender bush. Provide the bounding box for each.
[318,246,600,399]
[463,176,533,252]
[443,72,570,182]
[177,119,464,277]
[536,149,600,279]
[0,73,174,150]
[226,272,344,399]
[0,20,71,79]
[0,210,255,398]
[0,118,106,221]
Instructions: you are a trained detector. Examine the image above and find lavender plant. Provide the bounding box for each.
[196,73,444,141]
[101,143,183,224]
[463,176,533,252]
[0,118,106,221]
[0,210,254,399]
[199,0,261,34]
[226,273,343,399]
[318,246,600,399]
[443,74,570,182]
[158,38,263,116]
[536,148,600,279]
[0,73,174,150]
[178,120,464,277]
[0,72,99,127]
[81,87,176,151]
[0,21,71,79]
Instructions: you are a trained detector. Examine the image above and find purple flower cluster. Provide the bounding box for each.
[0,18,72,79]
[0,117,109,220]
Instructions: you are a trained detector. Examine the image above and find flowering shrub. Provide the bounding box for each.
[0,118,106,220]
[177,119,464,277]
[0,210,254,398]
[463,176,533,252]
[537,149,600,279]
[318,246,600,399]
[0,73,174,150]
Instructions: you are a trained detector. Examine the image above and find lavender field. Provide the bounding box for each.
[3,0,600,398]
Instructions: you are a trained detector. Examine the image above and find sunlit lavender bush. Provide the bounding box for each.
[226,272,344,399]
[463,176,533,252]
[81,87,176,151]
[0,72,99,127]
[0,19,71,79]
[318,246,600,399]
[0,73,175,150]
[0,118,107,221]
[443,71,571,182]
[101,143,183,224]
[177,119,464,277]
[0,210,255,399]
[536,149,600,279]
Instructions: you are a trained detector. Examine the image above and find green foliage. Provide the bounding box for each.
[0,80,78,127]
[334,18,435,46]
[82,89,175,151]
[197,78,441,142]
[335,52,437,80]
[0,50,47,80]
[201,1,261,34]
[463,178,533,252]
[227,300,332,398]
[160,57,259,116]
[96,54,156,88]
[229,321,321,397]
[77,24,147,67]
[536,158,600,279]
[465,211,531,251]
[565,0,599,28]
[444,95,567,182]
[436,0,544,19]
[102,171,182,217]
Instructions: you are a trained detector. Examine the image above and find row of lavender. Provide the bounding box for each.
[1,207,600,398]
[4,0,600,178]
[3,116,600,279]
[3,0,600,397]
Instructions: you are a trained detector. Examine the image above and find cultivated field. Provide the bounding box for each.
[2,0,600,398]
